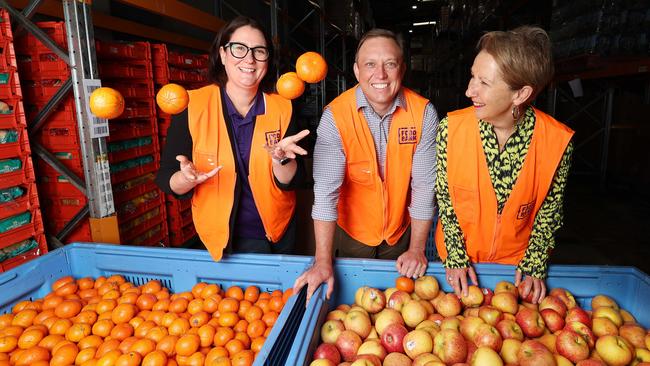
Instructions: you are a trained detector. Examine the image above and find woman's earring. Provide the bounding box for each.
[511,105,520,121]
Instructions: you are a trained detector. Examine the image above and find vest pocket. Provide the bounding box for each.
[451,185,478,224]
[194,150,219,186]
[346,160,372,185]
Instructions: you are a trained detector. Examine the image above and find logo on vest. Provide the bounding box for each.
[265,130,281,146]
[398,127,417,144]
[517,201,535,220]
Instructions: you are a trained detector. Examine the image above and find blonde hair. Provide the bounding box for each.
[478,26,554,104]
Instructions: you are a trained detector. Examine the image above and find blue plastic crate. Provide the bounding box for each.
[287,259,650,366]
[0,243,312,366]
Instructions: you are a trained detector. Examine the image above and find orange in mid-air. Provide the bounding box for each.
[156,83,189,115]
[89,87,125,119]
[295,51,327,83]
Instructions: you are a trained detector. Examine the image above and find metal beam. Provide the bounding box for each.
[112,0,225,33]
[7,0,211,50]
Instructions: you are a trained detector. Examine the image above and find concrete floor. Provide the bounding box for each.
[551,177,650,274]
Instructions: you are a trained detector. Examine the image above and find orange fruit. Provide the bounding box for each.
[199,284,219,300]
[167,318,190,336]
[92,319,115,337]
[268,296,284,313]
[243,306,263,323]
[17,328,45,349]
[75,347,97,365]
[78,334,104,350]
[152,299,171,312]
[15,345,50,365]
[89,87,124,119]
[156,84,189,115]
[136,294,157,311]
[191,283,207,299]
[74,310,99,325]
[55,300,83,319]
[243,287,259,303]
[129,338,156,357]
[50,342,79,366]
[155,335,178,357]
[112,304,137,324]
[55,282,79,297]
[146,310,165,325]
[96,349,122,366]
[255,299,269,314]
[0,314,13,327]
[218,298,239,314]
[174,334,199,357]
[37,334,64,350]
[11,309,37,327]
[106,275,126,285]
[234,332,250,349]
[141,350,167,366]
[276,72,304,100]
[189,311,208,328]
[237,301,252,319]
[197,325,215,348]
[43,295,64,311]
[261,312,278,328]
[202,295,221,314]
[168,298,189,314]
[250,336,265,353]
[217,312,239,328]
[213,327,234,347]
[145,326,168,343]
[233,319,248,333]
[246,319,266,339]
[224,339,244,357]
[115,351,141,366]
[396,276,415,293]
[208,356,231,366]
[186,299,203,315]
[95,338,121,358]
[282,288,293,304]
[52,276,75,292]
[205,347,229,365]
[77,277,95,290]
[295,51,328,83]
[0,336,17,353]
[96,299,117,314]
[225,287,244,301]
[65,322,92,342]
[230,349,254,366]
[141,280,162,294]
[118,292,139,305]
[49,318,73,335]
[184,352,204,366]
[110,323,134,341]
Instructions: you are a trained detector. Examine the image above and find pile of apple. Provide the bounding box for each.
[310,275,650,366]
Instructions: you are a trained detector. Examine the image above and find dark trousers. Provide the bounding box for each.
[231,218,296,255]
[335,225,411,260]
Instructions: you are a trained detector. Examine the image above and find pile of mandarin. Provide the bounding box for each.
[0,274,293,366]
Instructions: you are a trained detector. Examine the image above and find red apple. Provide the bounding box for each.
[556,329,590,363]
[382,352,412,366]
[463,307,480,318]
[515,307,545,338]
[490,292,519,315]
[401,300,428,328]
[470,346,503,366]
[415,319,440,339]
[460,286,484,308]
[440,316,461,332]
[336,330,363,362]
[478,305,503,326]
[517,340,555,366]
[591,317,619,337]
[595,335,633,366]
[496,319,524,341]
[481,288,494,306]
[313,343,342,365]
[494,281,518,297]
[433,329,467,365]
[374,308,404,336]
[357,339,387,361]
[435,293,463,318]
[576,360,607,366]
[360,287,386,314]
[338,304,351,312]
[618,324,646,349]
[517,282,535,303]
[412,353,441,366]
[549,288,577,309]
[565,321,596,349]
[344,310,372,339]
[355,286,368,306]
[387,291,411,312]
[414,276,440,300]
[403,329,433,360]
[352,354,382,366]
[460,316,485,341]
[539,308,565,332]
[500,338,522,364]
[472,323,503,351]
[465,339,477,363]
[537,333,557,353]
[565,307,592,327]
[321,319,345,344]
[380,323,408,354]
[419,300,435,316]
[327,309,348,321]
[590,295,619,311]
[539,295,568,317]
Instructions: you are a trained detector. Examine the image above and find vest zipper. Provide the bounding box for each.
[489,213,501,261]
[381,181,388,241]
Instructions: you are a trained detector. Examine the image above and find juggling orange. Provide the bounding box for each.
[89,87,124,119]
[295,51,327,83]
[276,72,304,100]
[156,83,189,115]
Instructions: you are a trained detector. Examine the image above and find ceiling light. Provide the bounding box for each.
[409,29,413,33]
[412,21,437,26]
[412,5,417,9]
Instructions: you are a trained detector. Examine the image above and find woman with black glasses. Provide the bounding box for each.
[155,16,309,261]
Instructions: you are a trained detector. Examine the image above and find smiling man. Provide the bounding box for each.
[293,29,439,302]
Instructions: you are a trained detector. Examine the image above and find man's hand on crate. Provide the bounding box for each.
[293,259,334,305]
[396,248,427,279]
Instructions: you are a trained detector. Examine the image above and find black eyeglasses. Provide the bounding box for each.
[224,42,270,62]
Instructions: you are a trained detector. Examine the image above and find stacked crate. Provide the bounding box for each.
[15,21,168,246]
[96,40,168,247]
[0,9,47,272]
[152,44,208,246]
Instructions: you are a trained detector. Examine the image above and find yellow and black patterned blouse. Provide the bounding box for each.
[435,106,574,278]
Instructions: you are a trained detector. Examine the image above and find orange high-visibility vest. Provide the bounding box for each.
[435,107,574,264]
[187,84,295,261]
[329,86,428,245]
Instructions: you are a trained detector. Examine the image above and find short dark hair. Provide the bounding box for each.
[355,28,404,62]
[207,16,276,93]
[478,26,554,104]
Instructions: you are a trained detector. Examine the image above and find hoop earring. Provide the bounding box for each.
[511,106,520,121]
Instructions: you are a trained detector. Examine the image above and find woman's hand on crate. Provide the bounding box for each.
[445,266,478,298]
[293,259,334,304]
[515,270,547,304]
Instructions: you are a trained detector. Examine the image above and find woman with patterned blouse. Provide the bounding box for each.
[435,26,574,304]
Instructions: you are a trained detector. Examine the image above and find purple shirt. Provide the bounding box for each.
[223,91,267,240]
